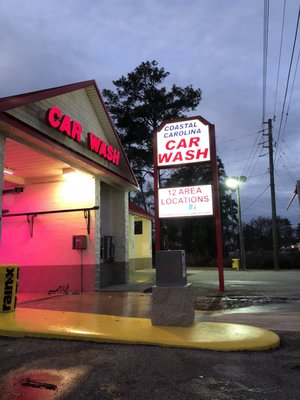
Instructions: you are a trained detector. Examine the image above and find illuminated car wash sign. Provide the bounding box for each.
[46,107,120,166]
[158,184,213,218]
[156,118,210,167]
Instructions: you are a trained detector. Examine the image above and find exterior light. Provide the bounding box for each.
[3,167,14,175]
[226,178,239,190]
[62,167,76,177]
[60,168,95,204]
[62,168,93,183]
[226,176,247,189]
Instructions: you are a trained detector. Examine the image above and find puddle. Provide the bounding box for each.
[1,371,61,400]
[0,366,89,400]
[194,296,300,312]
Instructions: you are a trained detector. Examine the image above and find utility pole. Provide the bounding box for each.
[266,118,280,270]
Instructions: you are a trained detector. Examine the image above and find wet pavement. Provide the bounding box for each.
[1,268,299,399]
[17,268,300,332]
[187,268,300,297]
[18,292,153,318]
[193,295,300,312]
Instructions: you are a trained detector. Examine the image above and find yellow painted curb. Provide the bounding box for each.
[0,308,280,351]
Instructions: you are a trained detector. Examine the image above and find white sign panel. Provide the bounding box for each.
[156,118,210,167]
[158,185,213,218]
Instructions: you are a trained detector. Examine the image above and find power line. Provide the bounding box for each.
[225,157,255,166]
[242,129,265,177]
[276,152,298,184]
[248,171,269,179]
[275,167,295,190]
[274,6,300,164]
[285,45,300,116]
[217,131,259,145]
[262,0,269,123]
[273,0,286,121]
[244,136,266,179]
[243,185,270,213]
[277,163,300,171]
[278,145,298,170]
[281,138,300,162]
[275,44,300,171]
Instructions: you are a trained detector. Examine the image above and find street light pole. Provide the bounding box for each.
[226,176,247,271]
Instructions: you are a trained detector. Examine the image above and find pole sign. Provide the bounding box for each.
[156,118,210,167]
[153,115,225,291]
[158,184,213,218]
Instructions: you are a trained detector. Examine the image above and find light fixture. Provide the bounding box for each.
[62,168,93,181]
[3,167,14,175]
[62,167,76,176]
[226,177,239,190]
[226,176,247,190]
[60,168,95,204]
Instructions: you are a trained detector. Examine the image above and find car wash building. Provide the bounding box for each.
[128,202,154,271]
[0,80,139,294]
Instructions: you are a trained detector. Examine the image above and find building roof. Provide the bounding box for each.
[129,202,154,220]
[0,80,139,191]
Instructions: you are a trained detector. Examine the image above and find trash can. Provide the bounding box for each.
[0,265,19,312]
[232,258,240,271]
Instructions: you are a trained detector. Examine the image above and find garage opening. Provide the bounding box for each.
[1,138,97,294]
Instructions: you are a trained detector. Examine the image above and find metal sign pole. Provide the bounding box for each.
[153,131,160,251]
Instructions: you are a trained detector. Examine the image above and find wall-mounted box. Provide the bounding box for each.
[72,235,87,250]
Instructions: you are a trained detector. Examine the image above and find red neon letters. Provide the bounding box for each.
[46,107,121,167]
[46,107,82,142]
[89,132,120,166]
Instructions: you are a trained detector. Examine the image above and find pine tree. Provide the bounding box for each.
[102,60,202,210]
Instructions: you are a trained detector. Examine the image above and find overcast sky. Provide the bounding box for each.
[1,0,300,226]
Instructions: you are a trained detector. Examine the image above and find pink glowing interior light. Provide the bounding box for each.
[4,167,14,175]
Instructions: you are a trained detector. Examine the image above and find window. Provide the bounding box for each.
[134,220,143,235]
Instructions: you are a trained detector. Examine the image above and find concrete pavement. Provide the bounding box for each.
[1,268,299,351]
[187,268,300,297]
[189,268,300,332]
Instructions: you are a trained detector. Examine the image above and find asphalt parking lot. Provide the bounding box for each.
[0,332,299,400]
[0,268,299,399]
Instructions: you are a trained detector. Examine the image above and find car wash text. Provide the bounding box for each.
[156,119,210,167]
[46,107,120,166]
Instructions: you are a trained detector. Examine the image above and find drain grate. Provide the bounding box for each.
[22,377,57,391]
